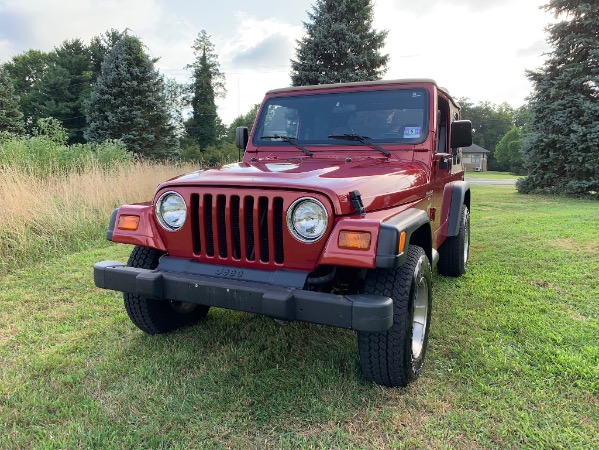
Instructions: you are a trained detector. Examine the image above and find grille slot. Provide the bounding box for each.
[245,196,255,261]
[259,197,269,262]
[274,197,284,264]
[192,192,284,265]
[191,194,200,254]
[217,195,227,257]
[204,194,214,257]
[231,195,241,259]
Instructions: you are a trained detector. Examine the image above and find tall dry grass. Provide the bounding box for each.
[0,162,197,271]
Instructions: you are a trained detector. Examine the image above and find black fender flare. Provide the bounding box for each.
[106,208,118,241]
[446,181,470,237]
[376,209,431,268]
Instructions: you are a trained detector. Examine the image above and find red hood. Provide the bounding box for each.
[160,156,430,215]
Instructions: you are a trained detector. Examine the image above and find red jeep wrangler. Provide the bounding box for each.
[94,79,472,387]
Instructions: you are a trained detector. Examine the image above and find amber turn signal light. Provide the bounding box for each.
[338,231,371,250]
[399,230,406,253]
[117,215,140,231]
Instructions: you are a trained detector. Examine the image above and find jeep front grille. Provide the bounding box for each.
[190,193,285,264]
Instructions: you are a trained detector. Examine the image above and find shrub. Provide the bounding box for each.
[179,141,240,167]
[0,135,134,177]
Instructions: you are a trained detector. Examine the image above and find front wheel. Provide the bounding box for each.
[357,245,432,387]
[123,246,210,334]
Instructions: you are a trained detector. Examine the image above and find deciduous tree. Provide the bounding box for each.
[226,104,259,143]
[290,0,388,86]
[2,50,51,129]
[495,127,524,174]
[458,99,515,171]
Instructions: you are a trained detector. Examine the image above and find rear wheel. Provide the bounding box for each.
[123,246,210,334]
[438,204,470,277]
[357,246,432,387]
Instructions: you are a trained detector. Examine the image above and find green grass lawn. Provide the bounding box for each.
[1,186,597,449]
[465,170,522,179]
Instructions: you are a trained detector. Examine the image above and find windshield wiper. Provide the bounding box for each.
[328,134,391,157]
[260,135,313,156]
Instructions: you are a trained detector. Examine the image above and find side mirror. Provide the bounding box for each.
[451,120,473,150]
[235,126,249,150]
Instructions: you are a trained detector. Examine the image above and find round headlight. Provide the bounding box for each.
[156,191,187,231]
[287,197,328,242]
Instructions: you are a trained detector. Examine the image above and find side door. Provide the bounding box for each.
[431,95,452,245]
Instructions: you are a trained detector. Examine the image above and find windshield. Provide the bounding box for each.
[254,88,429,147]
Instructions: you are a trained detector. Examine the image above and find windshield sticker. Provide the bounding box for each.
[403,127,421,138]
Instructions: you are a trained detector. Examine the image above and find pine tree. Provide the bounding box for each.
[186,30,226,150]
[85,35,178,158]
[89,29,127,82]
[0,67,25,134]
[517,0,599,196]
[290,0,388,86]
[37,39,93,144]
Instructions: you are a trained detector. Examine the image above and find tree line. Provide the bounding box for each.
[0,29,240,162]
[0,0,596,197]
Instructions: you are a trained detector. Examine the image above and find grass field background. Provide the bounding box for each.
[0,184,597,448]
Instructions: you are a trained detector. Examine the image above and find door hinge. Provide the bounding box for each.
[429,207,436,221]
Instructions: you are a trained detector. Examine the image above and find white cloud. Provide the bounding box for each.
[214,14,303,123]
[0,0,164,52]
[0,0,553,124]
[373,0,551,107]
[387,0,518,13]
[221,13,302,68]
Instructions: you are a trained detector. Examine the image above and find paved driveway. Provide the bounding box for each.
[465,177,518,185]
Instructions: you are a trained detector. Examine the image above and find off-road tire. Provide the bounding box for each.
[124,246,210,334]
[357,246,432,387]
[437,204,470,277]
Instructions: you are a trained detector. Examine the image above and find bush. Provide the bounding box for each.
[0,135,134,177]
[517,175,599,199]
[179,141,240,167]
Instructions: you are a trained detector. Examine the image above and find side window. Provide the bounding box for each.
[437,96,450,153]
[261,105,299,138]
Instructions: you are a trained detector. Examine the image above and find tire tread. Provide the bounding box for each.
[438,204,469,277]
[358,246,431,387]
[123,246,209,334]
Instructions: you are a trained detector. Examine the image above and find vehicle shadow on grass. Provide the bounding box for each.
[89,308,395,436]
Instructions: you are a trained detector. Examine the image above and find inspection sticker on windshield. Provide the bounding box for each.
[403,126,421,138]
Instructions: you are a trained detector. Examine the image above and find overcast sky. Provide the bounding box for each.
[0,0,553,125]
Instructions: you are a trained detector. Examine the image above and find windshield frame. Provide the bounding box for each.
[252,87,430,149]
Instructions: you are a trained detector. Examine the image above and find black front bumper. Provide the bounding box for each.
[94,257,393,332]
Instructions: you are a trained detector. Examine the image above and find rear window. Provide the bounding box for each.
[254,88,429,146]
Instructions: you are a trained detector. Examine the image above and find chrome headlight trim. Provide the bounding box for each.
[155,191,187,231]
[286,197,328,243]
